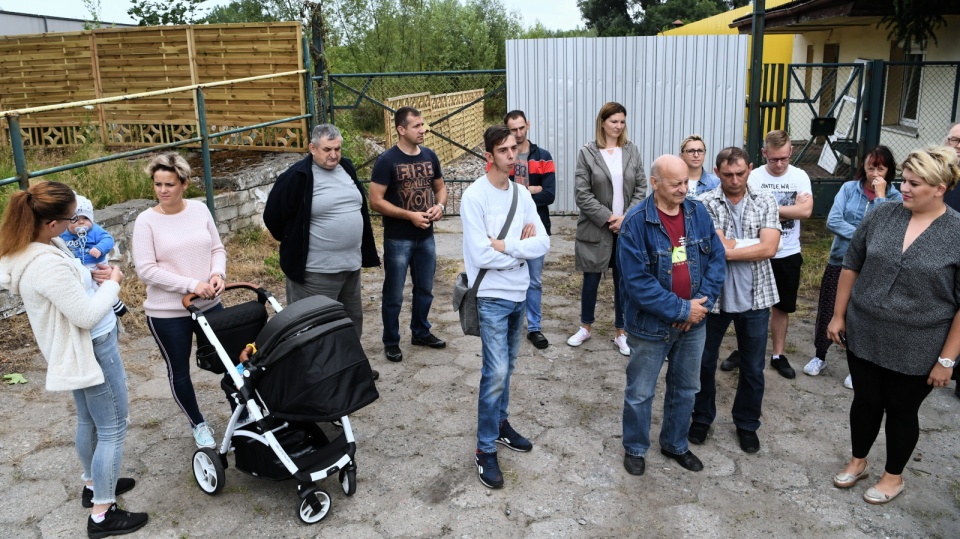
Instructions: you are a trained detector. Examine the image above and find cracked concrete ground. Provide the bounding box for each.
[1,217,958,538]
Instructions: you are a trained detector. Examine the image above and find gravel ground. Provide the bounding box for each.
[0,217,958,538]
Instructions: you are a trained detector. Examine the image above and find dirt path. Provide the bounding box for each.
[0,217,957,538]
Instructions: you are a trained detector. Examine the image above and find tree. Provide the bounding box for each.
[199,0,280,23]
[127,0,208,26]
[81,0,103,29]
[576,0,639,36]
[639,0,722,34]
[879,0,947,51]
[521,22,596,39]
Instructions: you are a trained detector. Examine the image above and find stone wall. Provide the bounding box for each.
[0,152,301,320]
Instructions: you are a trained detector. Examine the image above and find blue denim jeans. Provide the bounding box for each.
[382,236,436,346]
[623,325,706,457]
[147,303,222,427]
[525,254,545,332]
[693,309,770,431]
[73,325,128,505]
[476,297,525,453]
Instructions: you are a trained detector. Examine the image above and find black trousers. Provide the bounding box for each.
[847,350,933,475]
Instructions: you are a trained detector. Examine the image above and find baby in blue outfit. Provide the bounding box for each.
[60,194,128,317]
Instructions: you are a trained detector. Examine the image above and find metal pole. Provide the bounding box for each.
[7,115,29,190]
[302,35,318,132]
[861,60,886,154]
[195,89,216,221]
[746,0,766,165]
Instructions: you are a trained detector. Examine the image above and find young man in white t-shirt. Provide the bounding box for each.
[747,130,812,379]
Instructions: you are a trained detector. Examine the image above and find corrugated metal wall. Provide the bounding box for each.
[506,35,749,213]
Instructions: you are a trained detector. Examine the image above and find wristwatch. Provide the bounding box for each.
[937,357,956,368]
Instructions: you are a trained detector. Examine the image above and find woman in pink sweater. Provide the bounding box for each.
[133,153,226,449]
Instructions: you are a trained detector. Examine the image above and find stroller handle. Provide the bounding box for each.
[183,282,273,312]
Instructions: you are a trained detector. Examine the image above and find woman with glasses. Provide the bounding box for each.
[566,102,647,355]
[0,181,148,537]
[679,134,720,197]
[828,147,960,505]
[805,146,901,388]
[133,152,227,449]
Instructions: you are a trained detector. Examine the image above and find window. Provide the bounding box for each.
[883,43,924,132]
[898,53,924,128]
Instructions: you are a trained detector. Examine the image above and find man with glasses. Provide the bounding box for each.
[944,122,960,400]
[747,130,812,380]
[679,135,720,198]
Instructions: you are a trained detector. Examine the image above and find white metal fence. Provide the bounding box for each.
[506,35,749,213]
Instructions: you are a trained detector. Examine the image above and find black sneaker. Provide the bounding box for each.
[720,350,740,371]
[412,333,446,349]
[736,427,761,454]
[475,450,504,489]
[81,478,137,508]
[495,420,533,452]
[660,448,704,472]
[771,355,796,379]
[384,345,403,362]
[527,331,549,349]
[87,503,148,539]
[687,422,710,445]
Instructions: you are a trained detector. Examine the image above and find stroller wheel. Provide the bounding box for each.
[339,466,357,496]
[297,488,331,524]
[193,448,225,495]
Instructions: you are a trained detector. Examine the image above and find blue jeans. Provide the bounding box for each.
[147,303,223,427]
[693,309,770,431]
[623,325,705,457]
[525,254,545,332]
[73,326,128,505]
[382,236,436,346]
[476,297,525,453]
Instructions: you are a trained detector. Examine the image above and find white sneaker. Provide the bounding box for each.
[192,422,216,448]
[843,374,853,390]
[613,334,630,356]
[803,357,826,376]
[566,327,592,347]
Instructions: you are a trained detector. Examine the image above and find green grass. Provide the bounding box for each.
[798,217,833,301]
[0,144,203,217]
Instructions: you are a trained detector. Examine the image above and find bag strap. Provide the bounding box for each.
[473,181,519,290]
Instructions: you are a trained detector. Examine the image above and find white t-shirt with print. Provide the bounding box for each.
[748,164,811,258]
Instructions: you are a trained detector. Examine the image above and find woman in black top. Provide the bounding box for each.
[828,147,960,505]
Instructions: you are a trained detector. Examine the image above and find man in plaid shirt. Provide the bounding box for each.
[688,147,781,454]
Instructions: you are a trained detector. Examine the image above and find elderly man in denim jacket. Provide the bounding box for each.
[618,155,727,476]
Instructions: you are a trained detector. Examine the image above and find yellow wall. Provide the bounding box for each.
[662,1,794,133]
[662,0,794,66]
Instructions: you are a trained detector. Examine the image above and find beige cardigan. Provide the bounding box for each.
[0,239,120,391]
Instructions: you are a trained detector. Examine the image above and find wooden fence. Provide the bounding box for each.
[383,89,485,164]
[0,22,307,151]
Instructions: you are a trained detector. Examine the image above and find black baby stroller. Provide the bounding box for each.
[185,283,379,524]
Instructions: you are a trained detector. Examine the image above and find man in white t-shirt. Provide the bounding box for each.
[747,130,812,380]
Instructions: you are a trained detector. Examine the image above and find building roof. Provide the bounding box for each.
[0,9,134,36]
[729,0,960,34]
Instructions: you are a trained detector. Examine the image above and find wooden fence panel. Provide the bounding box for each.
[383,89,484,166]
[0,22,306,151]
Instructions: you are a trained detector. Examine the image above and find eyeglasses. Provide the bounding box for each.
[55,214,79,223]
[948,136,960,146]
[683,149,705,155]
[766,157,791,164]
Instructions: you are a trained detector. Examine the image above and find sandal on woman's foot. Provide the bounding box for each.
[863,481,904,505]
[833,460,868,488]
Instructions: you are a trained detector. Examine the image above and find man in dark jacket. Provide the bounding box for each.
[504,110,556,349]
[263,124,381,377]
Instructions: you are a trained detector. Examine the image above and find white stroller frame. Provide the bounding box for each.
[184,283,360,524]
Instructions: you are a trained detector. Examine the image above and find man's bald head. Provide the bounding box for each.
[651,154,689,211]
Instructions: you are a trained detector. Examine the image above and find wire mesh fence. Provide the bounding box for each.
[785,64,864,180]
[322,71,507,177]
[877,62,960,162]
